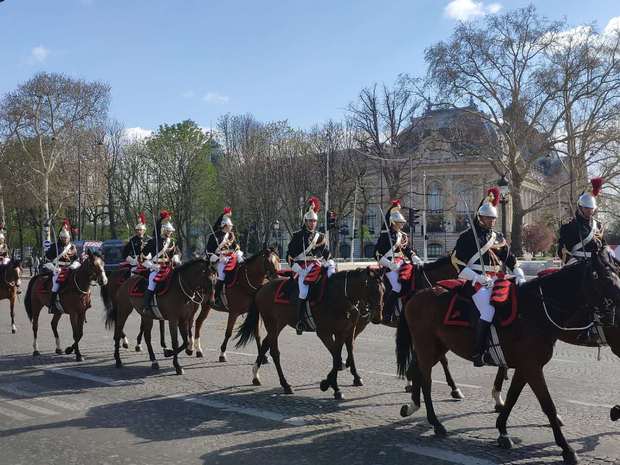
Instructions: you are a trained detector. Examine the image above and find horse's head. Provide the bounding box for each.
[3,259,22,287]
[361,266,385,324]
[586,246,620,319]
[261,247,281,280]
[83,250,108,286]
[197,258,217,301]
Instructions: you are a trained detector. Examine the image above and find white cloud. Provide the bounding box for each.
[203,92,230,104]
[444,0,502,21]
[123,127,152,142]
[30,45,49,63]
[604,17,620,35]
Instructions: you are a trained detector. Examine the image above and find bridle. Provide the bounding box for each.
[344,270,382,320]
[178,261,208,305]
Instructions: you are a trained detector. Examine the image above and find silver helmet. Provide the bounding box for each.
[477,187,500,219]
[389,209,406,225]
[578,192,597,210]
[304,196,320,222]
[161,221,175,235]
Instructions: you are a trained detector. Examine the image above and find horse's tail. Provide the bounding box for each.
[396,312,413,379]
[104,288,117,331]
[24,275,38,322]
[100,282,113,317]
[235,299,259,349]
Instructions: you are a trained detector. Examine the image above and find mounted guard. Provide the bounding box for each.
[558,177,607,266]
[123,212,150,272]
[142,210,182,319]
[451,187,525,367]
[374,200,423,324]
[44,219,80,315]
[286,196,335,335]
[207,207,244,308]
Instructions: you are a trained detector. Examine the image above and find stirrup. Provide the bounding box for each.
[296,321,305,335]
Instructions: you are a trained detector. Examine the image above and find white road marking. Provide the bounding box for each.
[0,404,32,421]
[167,393,305,426]
[567,399,614,409]
[398,443,498,465]
[4,398,58,416]
[358,368,482,389]
[0,384,81,411]
[43,367,144,386]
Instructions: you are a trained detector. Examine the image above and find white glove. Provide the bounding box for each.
[379,255,397,270]
[458,266,491,286]
[126,256,137,266]
[209,253,219,263]
[475,274,492,287]
[172,254,181,266]
[410,255,424,266]
[512,266,526,285]
[389,261,400,272]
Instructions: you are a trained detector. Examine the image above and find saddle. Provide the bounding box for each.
[35,269,72,296]
[128,266,174,297]
[437,277,518,328]
[274,268,328,307]
[383,263,417,307]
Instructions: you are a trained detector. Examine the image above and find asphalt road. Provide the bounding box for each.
[0,277,618,465]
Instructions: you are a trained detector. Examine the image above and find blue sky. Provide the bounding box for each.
[1,0,618,134]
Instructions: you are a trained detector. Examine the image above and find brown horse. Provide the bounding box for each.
[24,251,108,361]
[0,259,23,334]
[235,267,384,400]
[348,257,463,397]
[191,248,280,361]
[105,258,216,374]
[395,247,620,465]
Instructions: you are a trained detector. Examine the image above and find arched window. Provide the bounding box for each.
[428,243,443,257]
[427,181,443,212]
[454,181,474,232]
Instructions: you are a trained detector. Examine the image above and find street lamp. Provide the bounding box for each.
[272,220,281,257]
[497,174,510,237]
[440,218,451,254]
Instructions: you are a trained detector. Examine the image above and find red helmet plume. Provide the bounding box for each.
[138,212,146,225]
[223,207,232,215]
[487,187,500,207]
[308,196,321,213]
[160,210,171,220]
[591,177,603,197]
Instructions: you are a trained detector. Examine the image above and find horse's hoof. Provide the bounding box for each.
[252,377,261,386]
[495,404,504,413]
[451,388,465,400]
[135,345,142,352]
[32,350,40,357]
[175,367,184,375]
[122,342,129,349]
[405,384,413,393]
[11,329,16,334]
[115,360,122,369]
[400,405,410,417]
[562,450,578,465]
[337,363,345,371]
[196,351,203,358]
[65,346,74,354]
[434,424,447,437]
[76,355,84,362]
[611,405,620,422]
[353,377,364,387]
[260,355,269,364]
[55,348,63,355]
[185,349,193,356]
[334,391,344,400]
[497,435,513,449]
[163,349,174,358]
[283,385,293,395]
[151,362,160,370]
[319,380,330,392]
[219,354,227,362]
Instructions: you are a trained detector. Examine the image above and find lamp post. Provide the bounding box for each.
[440,218,451,254]
[497,174,510,237]
[273,220,281,258]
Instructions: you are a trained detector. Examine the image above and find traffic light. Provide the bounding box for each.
[327,210,337,230]
[408,208,420,231]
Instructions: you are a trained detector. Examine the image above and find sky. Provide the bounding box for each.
[1,0,619,136]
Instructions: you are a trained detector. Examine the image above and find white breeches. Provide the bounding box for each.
[148,270,158,291]
[216,260,226,281]
[0,257,9,265]
[472,284,496,323]
[386,270,401,293]
[292,261,335,300]
[50,262,81,293]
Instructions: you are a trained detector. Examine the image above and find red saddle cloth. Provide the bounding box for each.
[303,261,322,285]
[538,268,560,278]
[437,278,518,328]
[35,269,72,296]
[274,268,327,307]
[128,267,174,297]
[399,263,414,283]
[224,253,237,272]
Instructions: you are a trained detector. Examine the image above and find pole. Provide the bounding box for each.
[77,148,81,241]
[422,171,428,261]
[350,180,358,262]
[501,199,507,237]
[325,149,330,244]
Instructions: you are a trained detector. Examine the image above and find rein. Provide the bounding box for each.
[73,264,95,295]
[178,272,204,305]
[343,271,369,318]
[538,284,594,332]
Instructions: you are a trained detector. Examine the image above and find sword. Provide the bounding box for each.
[460,194,486,275]
[378,205,394,265]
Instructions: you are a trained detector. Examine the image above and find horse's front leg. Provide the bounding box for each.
[193,303,211,358]
[67,311,85,362]
[10,294,16,334]
[344,330,363,386]
[51,313,63,354]
[165,320,184,375]
[439,354,464,400]
[219,312,237,362]
[317,329,344,400]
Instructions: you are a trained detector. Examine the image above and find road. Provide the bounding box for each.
[0,277,618,465]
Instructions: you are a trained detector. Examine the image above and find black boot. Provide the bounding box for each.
[142,289,161,319]
[382,291,400,324]
[48,291,62,315]
[214,280,226,308]
[473,320,492,367]
[296,298,308,335]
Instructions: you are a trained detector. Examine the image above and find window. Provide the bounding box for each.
[427,181,443,232]
[364,211,377,235]
[428,243,443,257]
[455,181,474,232]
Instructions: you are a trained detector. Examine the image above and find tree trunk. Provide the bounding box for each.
[510,181,525,256]
[43,174,51,243]
[107,181,118,239]
[0,178,5,226]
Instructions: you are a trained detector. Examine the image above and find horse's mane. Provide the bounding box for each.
[519,260,586,296]
[175,258,206,272]
[422,255,451,271]
[242,253,263,266]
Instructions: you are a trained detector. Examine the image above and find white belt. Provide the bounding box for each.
[470,264,501,272]
[572,251,591,258]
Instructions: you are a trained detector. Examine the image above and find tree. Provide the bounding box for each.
[0,72,110,242]
[523,222,555,255]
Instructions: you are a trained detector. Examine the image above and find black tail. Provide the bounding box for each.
[24,275,38,322]
[100,283,112,317]
[396,312,413,378]
[234,300,259,348]
[104,290,117,331]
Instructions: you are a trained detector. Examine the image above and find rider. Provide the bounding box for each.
[287,196,335,335]
[44,219,80,315]
[141,210,181,319]
[558,178,607,266]
[451,187,526,367]
[122,212,150,272]
[374,200,423,324]
[206,207,244,308]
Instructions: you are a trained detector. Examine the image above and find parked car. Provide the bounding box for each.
[101,239,125,273]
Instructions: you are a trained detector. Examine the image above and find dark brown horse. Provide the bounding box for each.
[396,247,620,465]
[191,248,280,361]
[236,267,384,400]
[348,257,463,397]
[105,258,216,374]
[24,251,108,361]
[0,259,22,334]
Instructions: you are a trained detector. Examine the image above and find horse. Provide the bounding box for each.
[0,259,23,334]
[24,251,108,361]
[348,256,463,397]
[191,247,280,361]
[235,267,384,400]
[105,258,216,375]
[104,265,168,352]
[395,246,620,465]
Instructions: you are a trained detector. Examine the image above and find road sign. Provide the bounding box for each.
[43,240,51,251]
